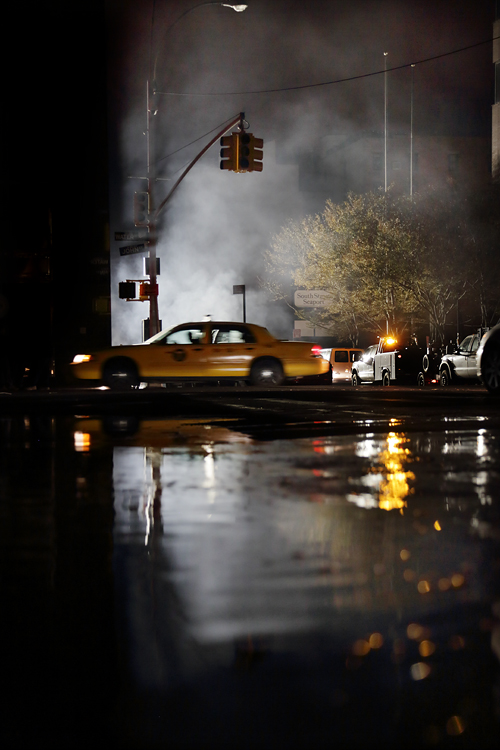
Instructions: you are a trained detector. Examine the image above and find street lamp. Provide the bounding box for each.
[143,2,248,338]
[384,52,388,193]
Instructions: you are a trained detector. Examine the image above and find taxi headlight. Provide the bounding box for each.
[72,354,93,364]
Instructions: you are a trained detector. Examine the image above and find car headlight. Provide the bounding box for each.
[72,354,93,364]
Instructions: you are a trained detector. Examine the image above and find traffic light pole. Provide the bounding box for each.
[146,80,160,337]
[154,113,244,220]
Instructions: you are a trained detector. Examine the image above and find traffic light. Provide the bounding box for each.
[119,281,136,299]
[246,134,263,172]
[133,191,149,227]
[239,134,251,170]
[220,132,263,173]
[220,134,240,172]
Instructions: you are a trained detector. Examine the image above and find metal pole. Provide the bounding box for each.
[410,64,415,197]
[242,288,246,323]
[147,80,160,337]
[384,52,388,192]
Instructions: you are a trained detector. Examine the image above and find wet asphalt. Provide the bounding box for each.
[0,384,499,748]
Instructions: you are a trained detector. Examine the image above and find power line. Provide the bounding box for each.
[153,113,241,165]
[155,35,499,97]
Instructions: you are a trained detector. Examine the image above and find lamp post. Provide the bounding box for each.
[144,2,248,338]
[410,64,415,197]
[384,51,388,192]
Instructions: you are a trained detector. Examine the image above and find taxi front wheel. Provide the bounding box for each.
[250,358,284,386]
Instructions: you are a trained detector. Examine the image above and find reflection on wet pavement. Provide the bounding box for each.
[1,415,499,748]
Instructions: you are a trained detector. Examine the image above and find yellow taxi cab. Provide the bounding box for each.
[70,320,330,388]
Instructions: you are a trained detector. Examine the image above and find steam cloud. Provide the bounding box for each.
[108,0,492,344]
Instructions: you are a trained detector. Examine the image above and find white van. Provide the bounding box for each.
[320,348,363,382]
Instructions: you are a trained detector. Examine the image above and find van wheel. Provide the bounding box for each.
[382,371,391,386]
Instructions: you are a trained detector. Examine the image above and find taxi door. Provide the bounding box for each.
[140,324,208,378]
[206,323,258,377]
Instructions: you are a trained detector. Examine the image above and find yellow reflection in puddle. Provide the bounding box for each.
[377,433,415,512]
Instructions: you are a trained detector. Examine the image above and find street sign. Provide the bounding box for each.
[119,243,147,257]
[233,284,245,294]
[115,231,148,242]
[294,289,331,308]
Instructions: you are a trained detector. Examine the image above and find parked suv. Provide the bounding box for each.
[439,330,487,386]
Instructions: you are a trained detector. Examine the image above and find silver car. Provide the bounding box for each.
[477,323,500,395]
[351,344,378,385]
[439,333,482,386]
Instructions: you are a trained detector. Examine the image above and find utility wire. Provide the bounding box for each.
[153,113,241,168]
[155,35,500,97]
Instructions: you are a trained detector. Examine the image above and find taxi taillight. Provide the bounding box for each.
[311,345,322,357]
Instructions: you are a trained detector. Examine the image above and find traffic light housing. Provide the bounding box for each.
[244,133,263,172]
[220,134,240,172]
[119,281,136,299]
[133,191,149,227]
[220,132,264,173]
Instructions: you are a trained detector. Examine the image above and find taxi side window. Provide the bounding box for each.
[212,325,256,344]
[164,327,204,345]
[334,351,349,363]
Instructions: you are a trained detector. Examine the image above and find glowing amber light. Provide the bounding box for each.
[434,520,442,531]
[352,639,371,656]
[451,573,465,588]
[407,623,424,640]
[400,549,411,561]
[446,716,465,736]
[369,632,384,649]
[377,433,414,512]
[417,580,431,594]
[419,640,436,657]
[410,662,431,680]
[74,431,91,452]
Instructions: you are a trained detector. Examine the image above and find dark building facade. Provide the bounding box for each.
[1,2,110,388]
[494,1,500,180]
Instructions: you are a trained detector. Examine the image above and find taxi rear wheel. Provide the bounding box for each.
[250,358,284,386]
[103,358,139,390]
